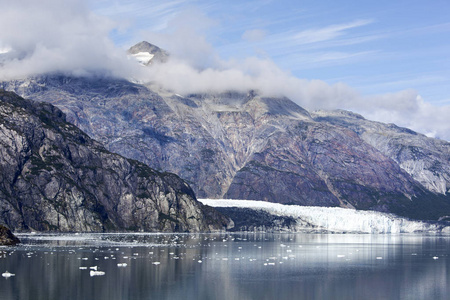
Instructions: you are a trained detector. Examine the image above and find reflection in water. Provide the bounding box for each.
[0,233,449,300]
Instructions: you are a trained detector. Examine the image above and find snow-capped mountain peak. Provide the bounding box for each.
[127,41,169,65]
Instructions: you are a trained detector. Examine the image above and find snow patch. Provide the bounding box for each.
[199,199,450,233]
[129,52,154,65]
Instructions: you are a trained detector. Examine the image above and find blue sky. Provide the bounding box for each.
[90,0,450,106]
[1,0,449,139]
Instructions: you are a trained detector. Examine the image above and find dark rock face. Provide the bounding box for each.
[3,75,450,221]
[0,225,20,245]
[0,90,231,232]
[214,207,297,232]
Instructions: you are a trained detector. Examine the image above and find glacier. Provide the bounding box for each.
[199,199,450,234]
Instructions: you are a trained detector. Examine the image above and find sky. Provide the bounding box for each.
[1,0,450,140]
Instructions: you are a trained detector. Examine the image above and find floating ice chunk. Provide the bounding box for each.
[90,270,105,276]
[152,262,161,265]
[433,256,439,260]
[89,266,98,270]
[117,263,127,267]
[79,267,87,270]
[198,260,203,263]
[376,257,383,260]
[2,271,15,278]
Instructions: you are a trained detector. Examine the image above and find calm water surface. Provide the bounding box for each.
[0,233,449,300]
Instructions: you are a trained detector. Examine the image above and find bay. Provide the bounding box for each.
[1,233,449,300]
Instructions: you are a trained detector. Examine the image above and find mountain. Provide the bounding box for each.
[2,41,450,221]
[3,75,450,221]
[312,110,450,195]
[0,89,231,232]
[127,41,169,65]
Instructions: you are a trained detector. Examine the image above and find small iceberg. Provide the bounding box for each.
[2,271,15,278]
[89,270,105,276]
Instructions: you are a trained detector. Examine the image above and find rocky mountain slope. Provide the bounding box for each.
[313,110,450,195]
[0,90,231,232]
[2,42,450,221]
[3,76,450,221]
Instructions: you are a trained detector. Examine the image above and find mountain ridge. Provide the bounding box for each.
[1,41,450,221]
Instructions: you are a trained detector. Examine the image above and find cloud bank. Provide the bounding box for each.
[1,1,449,140]
[0,0,139,79]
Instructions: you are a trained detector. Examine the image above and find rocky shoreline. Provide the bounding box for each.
[0,225,20,246]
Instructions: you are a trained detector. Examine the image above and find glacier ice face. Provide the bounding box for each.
[199,199,450,234]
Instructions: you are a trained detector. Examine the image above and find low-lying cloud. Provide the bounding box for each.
[1,1,449,141]
[143,54,450,140]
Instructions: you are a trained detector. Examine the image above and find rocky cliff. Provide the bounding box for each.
[0,90,231,232]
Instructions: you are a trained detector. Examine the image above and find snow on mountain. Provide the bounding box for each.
[199,199,450,233]
[130,52,155,66]
[127,41,169,65]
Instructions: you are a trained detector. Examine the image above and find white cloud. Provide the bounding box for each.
[0,0,139,80]
[359,93,450,140]
[291,19,374,45]
[140,8,221,70]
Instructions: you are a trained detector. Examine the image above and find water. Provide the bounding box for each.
[1,233,449,300]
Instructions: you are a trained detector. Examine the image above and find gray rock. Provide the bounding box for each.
[0,90,232,232]
[0,225,20,245]
[312,110,450,195]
